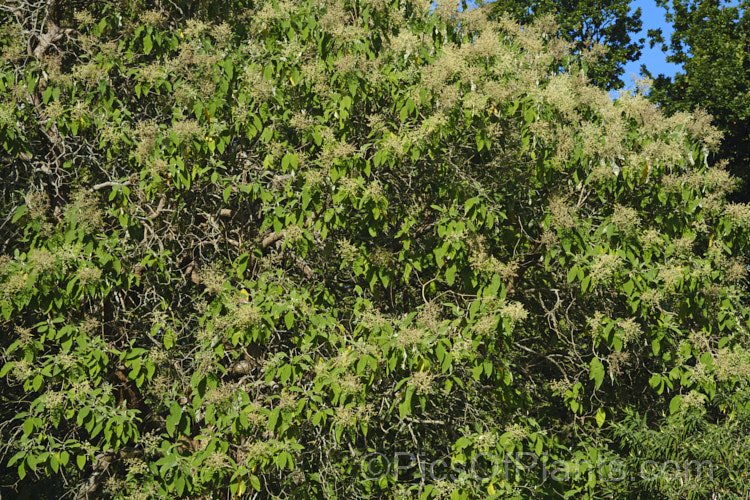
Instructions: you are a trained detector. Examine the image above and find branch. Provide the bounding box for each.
[404,416,446,425]
[92,180,132,191]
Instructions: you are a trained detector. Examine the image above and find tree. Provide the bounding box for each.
[1,0,750,498]
[487,0,644,90]
[647,0,750,202]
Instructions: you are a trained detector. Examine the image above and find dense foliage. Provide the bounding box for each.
[488,0,643,90]
[647,0,750,202]
[2,0,750,498]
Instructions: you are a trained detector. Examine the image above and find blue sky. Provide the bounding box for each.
[464,0,742,95]
[461,1,685,89]
[621,0,682,89]
[620,0,743,91]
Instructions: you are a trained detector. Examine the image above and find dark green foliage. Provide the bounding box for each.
[488,0,644,89]
[647,0,750,202]
[1,0,750,499]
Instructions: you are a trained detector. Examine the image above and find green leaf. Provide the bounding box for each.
[7,451,23,469]
[580,275,591,293]
[651,338,661,356]
[284,311,294,329]
[524,107,535,124]
[649,373,662,391]
[174,474,185,496]
[567,265,579,283]
[143,34,153,54]
[0,361,15,377]
[250,474,261,491]
[669,395,683,415]
[398,395,412,419]
[595,408,606,427]
[12,205,27,223]
[400,104,409,122]
[268,408,280,430]
[380,272,390,288]
[589,358,604,390]
[445,264,457,286]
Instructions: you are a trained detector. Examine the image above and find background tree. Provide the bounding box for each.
[646,0,750,201]
[1,0,750,499]
[487,0,644,90]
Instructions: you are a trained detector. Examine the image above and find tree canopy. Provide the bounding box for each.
[488,0,643,90]
[647,0,750,202]
[1,0,750,499]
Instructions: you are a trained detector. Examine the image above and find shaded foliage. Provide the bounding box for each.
[488,0,643,90]
[647,0,750,202]
[1,0,750,499]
